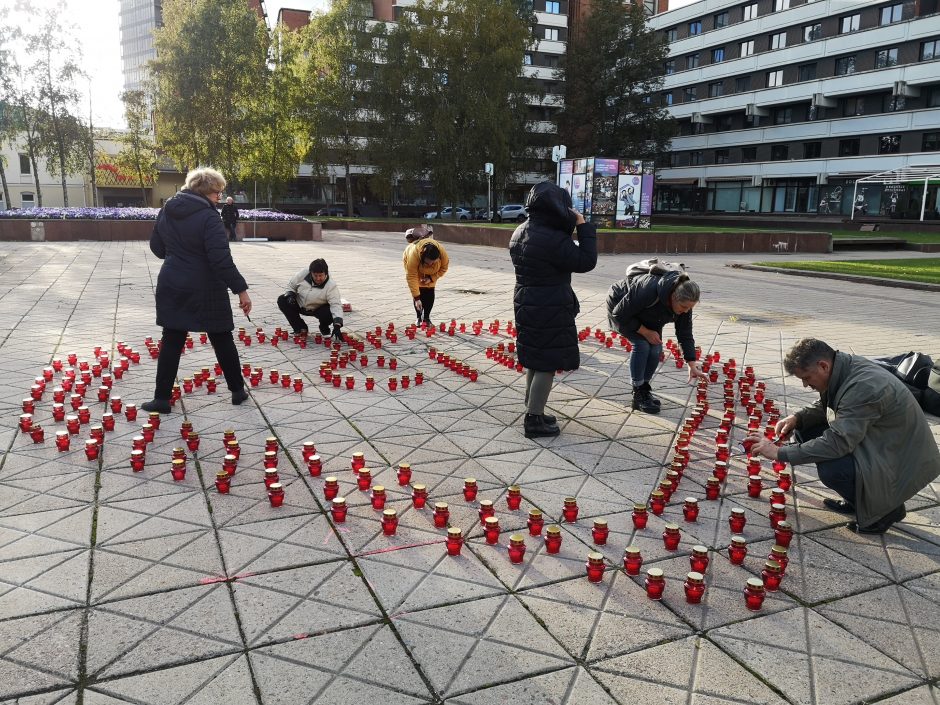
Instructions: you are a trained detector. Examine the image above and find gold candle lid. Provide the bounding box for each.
[588,551,604,561]
[633,503,648,512]
[528,508,542,517]
[546,525,561,535]
[484,516,499,527]
[268,482,283,491]
[593,518,608,527]
[764,560,781,571]
[651,490,665,499]
[508,485,521,493]
[412,483,426,492]
[227,439,239,447]
[707,477,720,484]
[398,462,411,470]
[131,449,144,456]
[264,468,278,476]
[731,507,745,516]
[563,496,577,504]
[264,450,276,458]
[171,458,184,466]
[664,523,680,531]
[332,497,346,506]
[141,423,153,431]
[383,508,397,518]
[692,544,708,554]
[372,485,385,493]
[509,533,524,543]
[771,503,786,511]
[353,451,365,459]
[624,545,641,556]
[747,577,765,589]
[447,527,462,537]
[685,497,697,504]
[265,436,277,444]
[776,520,792,530]
[434,502,448,511]
[359,468,372,476]
[325,476,338,483]
[770,545,788,556]
[647,568,664,578]
[224,428,234,435]
[215,471,229,480]
[479,499,493,508]
[224,454,236,462]
[730,535,747,546]
[687,571,704,582]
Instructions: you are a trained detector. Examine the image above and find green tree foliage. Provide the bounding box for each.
[557,0,674,160]
[0,8,18,209]
[151,0,269,180]
[116,90,158,206]
[391,0,538,214]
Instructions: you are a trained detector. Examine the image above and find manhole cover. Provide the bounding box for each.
[457,289,486,295]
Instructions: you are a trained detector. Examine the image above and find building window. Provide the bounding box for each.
[875,47,899,68]
[799,63,817,81]
[879,134,901,153]
[774,0,790,10]
[544,27,559,40]
[663,92,674,106]
[693,122,706,135]
[742,146,757,162]
[739,40,755,57]
[664,59,675,74]
[714,11,729,29]
[21,192,34,208]
[835,56,857,75]
[880,3,902,25]
[19,154,30,175]
[712,47,725,62]
[766,70,784,87]
[716,115,734,131]
[803,142,821,159]
[545,1,560,14]
[770,32,787,50]
[923,132,940,151]
[715,149,730,164]
[689,20,702,35]
[666,27,678,42]
[884,94,906,112]
[840,14,860,33]
[843,97,865,116]
[930,87,940,108]
[690,151,703,165]
[687,53,700,69]
[684,86,697,102]
[709,81,724,97]
[921,39,939,61]
[804,23,821,42]
[774,107,793,124]
[771,145,789,160]
[839,138,860,156]
[735,75,752,92]
[743,3,758,20]
[523,53,532,65]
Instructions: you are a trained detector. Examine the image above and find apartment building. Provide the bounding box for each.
[650,0,940,217]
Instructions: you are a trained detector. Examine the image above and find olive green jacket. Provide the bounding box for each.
[778,351,940,526]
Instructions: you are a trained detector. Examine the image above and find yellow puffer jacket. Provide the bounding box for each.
[403,239,449,297]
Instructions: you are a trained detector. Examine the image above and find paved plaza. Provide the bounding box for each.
[0,231,939,705]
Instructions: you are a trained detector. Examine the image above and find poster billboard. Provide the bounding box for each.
[557,155,655,229]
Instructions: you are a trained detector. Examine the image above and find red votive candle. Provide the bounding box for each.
[562,497,579,522]
[592,519,609,545]
[683,497,699,522]
[433,502,450,528]
[186,432,201,452]
[632,503,649,529]
[125,403,137,421]
[307,454,322,476]
[690,545,709,573]
[586,552,606,582]
[705,477,721,500]
[382,508,398,535]
[446,527,463,555]
[141,424,155,443]
[684,571,706,603]
[484,516,501,544]
[397,463,412,486]
[365,376,375,390]
[84,438,99,460]
[649,490,666,516]
[768,545,789,574]
[777,469,792,491]
[545,525,562,553]
[370,485,386,510]
[351,452,365,471]
[356,468,372,491]
[506,485,522,510]
[728,535,747,565]
[323,477,339,500]
[774,521,794,547]
[302,441,316,460]
[267,482,285,507]
[30,425,45,443]
[478,499,495,521]
[624,546,643,575]
[761,560,783,591]
[769,503,787,528]
[331,497,348,522]
[747,476,763,498]
[508,534,526,564]
[264,469,279,488]
[294,378,304,392]
[527,509,544,536]
[463,478,478,501]
[226,440,240,459]
[744,578,766,611]
[66,415,80,435]
[411,483,428,508]
[148,412,161,431]
[662,523,681,551]
[713,461,728,482]
[729,507,747,533]
[645,568,666,600]
[170,458,186,481]
[130,449,145,471]
[263,451,278,469]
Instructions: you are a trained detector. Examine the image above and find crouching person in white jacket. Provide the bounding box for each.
[277,258,344,341]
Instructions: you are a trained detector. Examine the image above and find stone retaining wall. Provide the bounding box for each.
[0,219,321,242]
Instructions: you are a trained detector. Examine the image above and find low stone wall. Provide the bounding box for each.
[0,219,322,242]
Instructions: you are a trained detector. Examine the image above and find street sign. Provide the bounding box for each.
[484,162,494,175]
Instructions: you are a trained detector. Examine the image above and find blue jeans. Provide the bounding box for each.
[797,424,857,505]
[625,332,662,387]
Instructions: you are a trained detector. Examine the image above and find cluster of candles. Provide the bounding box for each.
[484,342,523,374]
[428,347,479,381]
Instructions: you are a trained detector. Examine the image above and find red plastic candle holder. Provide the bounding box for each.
[769,489,786,506]
[545,525,562,553]
[662,523,681,551]
[484,516,501,544]
[446,527,463,555]
[684,572,706,603]
[774,521,794,548]
[713,461,728,482]
[30,425,45,443]
[412,483,428,508]
[506,485,522,510]
[397,463,412,486]
[768,545,789,574]
[382,508,398,535]
[281,374,292,388]
[632,504,649,529]
[562,497,579,522]
[586,552,606,582]
[367,485,385,510]
[659,480,674,502]
[761,560,783,591]
[302,441,316,460]
[125,404,138,421]
[728,507,747,533]
[130,449,145,471]
[141,424,155,443]
[463,478,478,502]
[508,534,526,564]
[170,459,186,481]
[323,477,340,500]
[769,503,787,528]
[331,497,348,522]
[351,452,365,472]
[592,519,609,545]
[705,477,721,500]
[728,536,747,565]
[226,440,240,459]
[356,469,372,491]
[690,545,709,573]
[387,377,397,391]
[683,497,699,522]
[365,376,375,391]
[432,501,449,528]
[66,416,80,435]
[307,455,322,476]
[263,451,278,470]
[645,568,666,600]
[527,509,544,536]
[624,546,643,575]
[744,578,766,611]
[214,471,231,493]
[206,378,218,393]
[294,378,304,392]
[747,477,763,498]
[264,469,280,488]
[267,483,285,507]
[19,414,33,432]
[478,500,495,521]
[649,491,666,516]
[777,470,792,491]
[772,459,787,474]
[84,439,100,460]
[183,433,199,452]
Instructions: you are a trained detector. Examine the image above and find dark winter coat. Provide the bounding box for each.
[607,271,696,360]
[150,190,248,333]
[220,202,239,226]
[509,182,597,372]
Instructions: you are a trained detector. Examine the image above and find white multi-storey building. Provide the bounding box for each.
[649,0,940,218]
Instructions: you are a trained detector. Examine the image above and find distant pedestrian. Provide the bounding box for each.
[277,258,344,341]
[403,238,448,327]
[142,167,251,413]
[509,182,597,439]
[220,196,239,241]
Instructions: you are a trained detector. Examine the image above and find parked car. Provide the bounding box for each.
[493,204,527,222]
[315,206,358,217]
[424,207,471,220]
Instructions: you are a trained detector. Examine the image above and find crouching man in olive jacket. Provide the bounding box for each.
[747,338,940,534]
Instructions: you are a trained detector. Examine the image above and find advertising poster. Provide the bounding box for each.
[559,159,573,196]
[583,176,593,215]
[573,158,587,174]
[619,159,642,176]
[616,174,641,227]
[640,161,655,217]
[571,173,585,212]
[594,158,619,177]
[592,159,618,215]
[585,157,595,175]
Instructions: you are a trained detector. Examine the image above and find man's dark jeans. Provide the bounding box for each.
[797,423,857,506]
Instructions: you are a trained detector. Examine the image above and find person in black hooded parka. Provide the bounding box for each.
[509,182,597,438]
[141,167,252,413]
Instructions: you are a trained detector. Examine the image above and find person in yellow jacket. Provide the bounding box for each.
[403,238,448,326]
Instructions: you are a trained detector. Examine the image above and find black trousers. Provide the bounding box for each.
[414,287,435,322]
[277,295,332,334]
[224,223,237,241]
[154,328,244,401]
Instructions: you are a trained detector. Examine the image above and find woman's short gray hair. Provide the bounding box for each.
[184,167,226,197]
[672,277,700,304]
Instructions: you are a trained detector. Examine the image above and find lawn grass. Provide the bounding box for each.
[752,257,940,285]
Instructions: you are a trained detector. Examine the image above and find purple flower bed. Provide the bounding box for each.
[0,207,306,222]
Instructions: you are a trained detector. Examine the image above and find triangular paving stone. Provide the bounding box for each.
[804,524,940,583]
[0,482,86,518]
[710,606,921,705]
[0,548,89,619]
[231,561,384,645]
[392,594,574,698]
[517,476,628,522]
[591,635,789,705]
[518,570,693,662]
[250,623,434,702]
[86,583,242,678]
[445,665,618,705]
[871,685,940,705]
[356,541,507,614]
[817,584,940,679]
[904,572,940,606]
[0,505,94,549]
[894,505,940,548]
[0,690,77,704]
[0,609,82,700]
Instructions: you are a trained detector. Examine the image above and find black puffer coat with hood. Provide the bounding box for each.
[607,270,696,361]
[150,190,248,333]
[509,182,598,372]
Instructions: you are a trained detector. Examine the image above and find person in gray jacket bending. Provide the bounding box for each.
[277,258,344,341]
[747,338,940,534]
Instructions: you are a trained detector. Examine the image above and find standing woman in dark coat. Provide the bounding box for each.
[142,167,252,413]
[509,182,597,438]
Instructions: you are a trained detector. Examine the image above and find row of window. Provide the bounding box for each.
[672,132,940,167]
[666,1,904,43]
